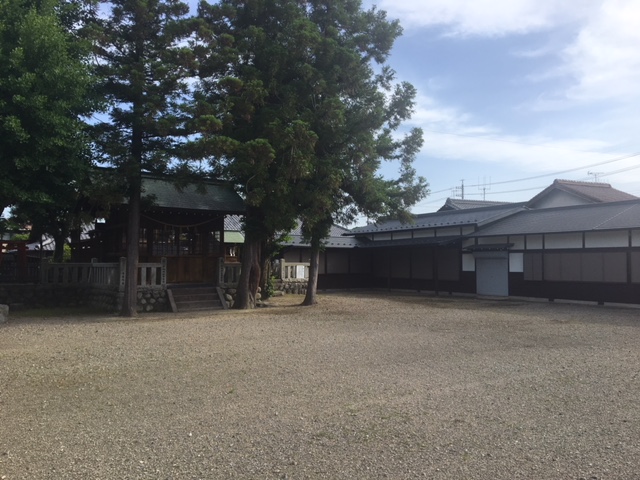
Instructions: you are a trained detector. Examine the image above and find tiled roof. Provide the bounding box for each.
[438,198,514,211]
[470,200,640,237]
[350,203,526,234]
[527,179,638,206]
[141,176,245,213]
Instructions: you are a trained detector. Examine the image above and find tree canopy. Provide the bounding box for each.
[194,0,428,307]
[0,0,96,236]
[91,0,198,316]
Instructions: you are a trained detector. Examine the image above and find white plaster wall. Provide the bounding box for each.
[509,252,524,272]
[462,238,475,248]
[633,230,640,247]
[413,229,435,238]
[585,230,628,248]
[510,236,525,250]
[462,226,475,235]
[531,190,589,209]
[527,235,543,249]
[462,253,475,272]
[374,233,392,241]
[437,227,462,237]
[545,233,582,249]
[392,231,412,240]
[478,236,508,245]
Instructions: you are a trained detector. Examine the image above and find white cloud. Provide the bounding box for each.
[561,0,640,103]
[374,0,590,36]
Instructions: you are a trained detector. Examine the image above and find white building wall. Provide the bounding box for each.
[374,233,392,241]
[462,253,475,272]
[509,253,524,272]
[510,236,525,249]
[527,235,543,249]
[544,233,582,249]
[413,229,435,238]
[633,230,640,247]
[585,231,628,248]
[392,232,412,240]
[478,236,508,245]
[437,227,462,237]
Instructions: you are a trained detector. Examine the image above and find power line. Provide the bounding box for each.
[425,151,640,196]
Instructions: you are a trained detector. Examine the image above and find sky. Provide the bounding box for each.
[360,0,640,212]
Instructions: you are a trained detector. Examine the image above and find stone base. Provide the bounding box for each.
[0,304,8,323]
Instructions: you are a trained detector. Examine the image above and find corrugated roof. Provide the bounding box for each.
[470,200,640,237]
[350,203,526,234]
[141,176,245,213]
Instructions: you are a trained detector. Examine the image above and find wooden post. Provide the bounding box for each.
[119,257,126,292]
[40,257,50,284]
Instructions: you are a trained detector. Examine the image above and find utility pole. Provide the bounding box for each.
[453,179,465,199]
[478,177,491,200]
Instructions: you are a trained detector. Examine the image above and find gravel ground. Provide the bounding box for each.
[1,291,639,480]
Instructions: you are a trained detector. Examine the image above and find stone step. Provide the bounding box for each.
[168,286,223,313]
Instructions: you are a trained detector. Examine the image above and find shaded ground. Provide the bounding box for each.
[1,292,639,479]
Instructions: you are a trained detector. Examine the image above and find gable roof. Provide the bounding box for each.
[527,179,637,207]
[284,222,360,248]
[470,200,640,237]
[438,198,514,211]
[141,176,245,213]
[350,203,526,235]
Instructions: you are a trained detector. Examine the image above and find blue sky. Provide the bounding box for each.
[362,0,640,211]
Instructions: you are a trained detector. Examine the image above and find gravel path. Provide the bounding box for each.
[1,291,639,479]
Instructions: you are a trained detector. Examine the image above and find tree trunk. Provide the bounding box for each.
[259,242,272,300]
[52,230,67,263]
[302,243,320,306]
[234,233,261,309]
[121,179,141,317]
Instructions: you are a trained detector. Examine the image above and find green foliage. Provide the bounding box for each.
[90,0,199,315]
[63,243,72,262]
[195,0,428,307]
[0,0,97,215]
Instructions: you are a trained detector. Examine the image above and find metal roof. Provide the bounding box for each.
[470,200,640,237]
[350,203,526,234]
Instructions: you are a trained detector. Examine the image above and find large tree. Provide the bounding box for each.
[196,0,427,308]
[91,0,196,316]
[195,0,320,308]
[0,0,96,228]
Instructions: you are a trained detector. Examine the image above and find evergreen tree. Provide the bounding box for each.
[0,0,96,230]
[196,0,427,308]
[91,0,196,316]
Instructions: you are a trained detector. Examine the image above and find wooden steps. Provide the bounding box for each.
[168,285,224,313]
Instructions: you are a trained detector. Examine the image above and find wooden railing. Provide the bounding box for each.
[280,261,310,280]
[42,257,167,290]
